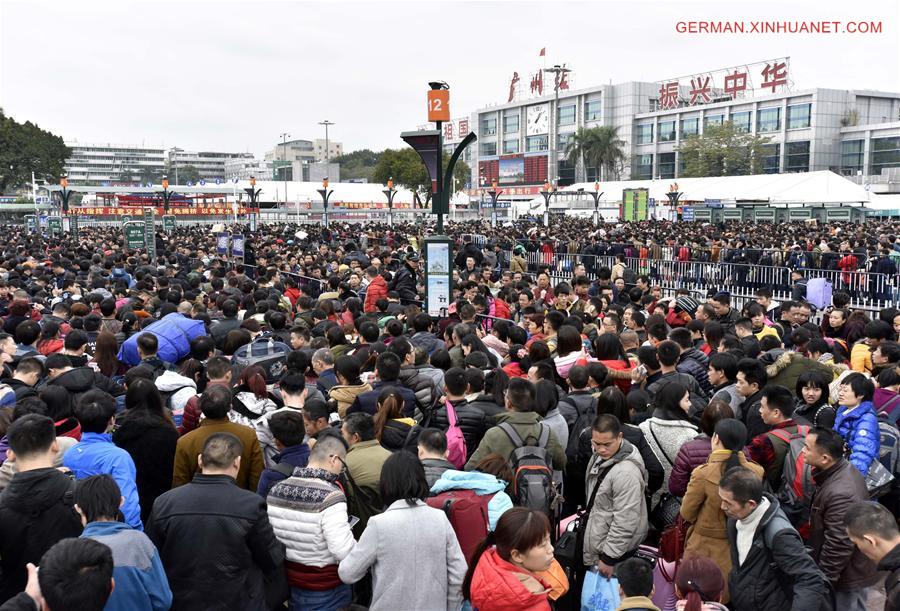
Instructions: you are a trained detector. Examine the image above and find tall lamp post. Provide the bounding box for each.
[539,180,555,227]
[317,177,333,230]
[382,177,396,228]
[666,182,682,221]
[245,176,262,220]
[58,175,73,215]
[542,64,571,185]
[279,132,290,209]
[159,175,175,213]
[319,120,335,163]
[584,181,604,226]
[487,180,503,228]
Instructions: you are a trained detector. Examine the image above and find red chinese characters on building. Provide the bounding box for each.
[530,71,543,96]
[444,123,454,140]
[508,72,520,103]
[761,61,788,92]
[689,75,711,105]
[555,71,569,92]
[658,82,679,110]
[458,120,469,138]
[724,70,748,99]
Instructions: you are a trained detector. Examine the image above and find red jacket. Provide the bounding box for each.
[284,287,301,308]
[494,299,511,320]
[469,547,551,611]
[363,275,388,313]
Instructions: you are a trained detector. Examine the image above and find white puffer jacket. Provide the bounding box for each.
[266,467,356,566]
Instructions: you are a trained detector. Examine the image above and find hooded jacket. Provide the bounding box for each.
[398,364,440,414]
[430,469,514,531]
[0,468,83,602]
[583,439,649,566]
[154,370,198,415]
[410,331,445,356]
[834,400,880,477]
[112,413,179,524]
[47,366,124,404]
[469,547,552,611]
[328,382,372,418]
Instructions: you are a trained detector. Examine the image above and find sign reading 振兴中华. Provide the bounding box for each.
[656,58,791,110]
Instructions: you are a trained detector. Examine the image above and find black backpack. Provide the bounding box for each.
[498,422,559,517]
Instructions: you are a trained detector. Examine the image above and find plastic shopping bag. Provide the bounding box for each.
[581,567,620,611]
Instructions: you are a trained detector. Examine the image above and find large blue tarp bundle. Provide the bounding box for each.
[117,313,207,366]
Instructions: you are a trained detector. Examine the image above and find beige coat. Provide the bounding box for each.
[680,449,764,603]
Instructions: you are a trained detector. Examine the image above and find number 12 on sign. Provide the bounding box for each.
[427,90,450,122]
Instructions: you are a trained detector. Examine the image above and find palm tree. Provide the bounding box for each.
[565,126,626,181]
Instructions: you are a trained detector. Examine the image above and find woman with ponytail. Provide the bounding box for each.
[463,507,559,610]
[373,387,416,452]
[679,419,764,604]
[674,556,728,611]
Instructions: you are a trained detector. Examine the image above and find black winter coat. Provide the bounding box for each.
[113,413,179,523]
[466,395,506,425]
[146,474,285,611]
[424,398,487,461]
[677,348,712,395]
[878,543,900,611]
[726,494,827,611]
[46,367,124,405]
[380,419,417,453]
[389,264,418,302]
[398,366,439,414]
[0,468,83,602]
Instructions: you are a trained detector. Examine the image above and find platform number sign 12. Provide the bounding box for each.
[427,89,450,123]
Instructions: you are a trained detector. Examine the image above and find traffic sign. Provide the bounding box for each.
[24,215,37,233]
[199,179,206,186]
[124,222,145,249]
[163,215,176,233]
[427,89,450,122]
[48,217,62,235]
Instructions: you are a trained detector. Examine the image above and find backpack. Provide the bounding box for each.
[498,422,558,516]
[443,400,468,469]
[876,410,900,476]
[426,489,492,564]
[563,396,598,464]
[768,425,814,535]
[233,338,290,383]
[158,385,193,409]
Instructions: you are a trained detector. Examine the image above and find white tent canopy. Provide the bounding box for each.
[517,170,869,215]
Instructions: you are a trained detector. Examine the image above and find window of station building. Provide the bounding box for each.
[731,111,752,133]
[759,143,781,173]
[658,152,676,179]
[526,135,549,152]
[558,104,576,126]
[480,141,497,156]
[658,120,676,142]
[633,154,653,179]
[558,159,576,187]
[636,123,653,144]
[481,116,497,136]
[785,141,810,172]
[558,132,575,150]
[681,117,700,138]
[585,165,600,182]
[871,137,900,175]
[503,113,520,133]
[502,137,519,155]
[757,107,781,133]
[586,100,602,121]
[840,140,865,174]
[787,103,812,129]
[704,114,724,130]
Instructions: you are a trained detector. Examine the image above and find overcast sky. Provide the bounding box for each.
[2,0,897,157]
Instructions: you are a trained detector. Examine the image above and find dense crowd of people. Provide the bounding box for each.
[0,216,900,611]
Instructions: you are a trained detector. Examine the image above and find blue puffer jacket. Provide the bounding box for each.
[834,400,880,477]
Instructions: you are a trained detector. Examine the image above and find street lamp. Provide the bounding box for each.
[382,177,397,228]
[159,175,174,213]
[279,132,290,209]
[584,181,604,227]
[542,64,572,185]
[319,120,335,163]
[666,182,682,221]
[539,180,554,227]
[245,175,262,214]
[487,180,503,228]
[58,175,73,215]
[317,177,333,230]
